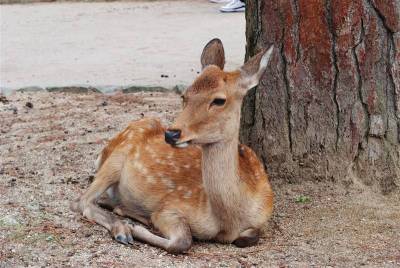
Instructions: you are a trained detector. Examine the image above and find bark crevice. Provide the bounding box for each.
[353,18,370,161]
[325,0,341,151]
[278,2,293,154]
[290,0,301,62]
[352,45,369,160]
[367,0,397,34]
[281,42,293,154]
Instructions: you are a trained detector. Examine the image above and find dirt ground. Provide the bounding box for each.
[1,91,399,267]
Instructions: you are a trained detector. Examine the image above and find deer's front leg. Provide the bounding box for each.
[233,228,260,248]
[111,209,193,254]
[151,209,192,254]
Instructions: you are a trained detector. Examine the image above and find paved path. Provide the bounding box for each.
[0,0,245,91]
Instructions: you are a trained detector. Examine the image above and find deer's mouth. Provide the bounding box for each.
[173,140,191,148]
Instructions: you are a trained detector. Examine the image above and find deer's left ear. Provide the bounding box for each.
[201,38,225,70]
[238,46,274,91]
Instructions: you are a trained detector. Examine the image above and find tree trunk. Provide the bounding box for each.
[240,0,400,194]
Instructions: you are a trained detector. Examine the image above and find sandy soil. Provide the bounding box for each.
[1,91,400,267]
[0,0,245,91]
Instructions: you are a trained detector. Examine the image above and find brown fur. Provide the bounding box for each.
[71,39,275,253]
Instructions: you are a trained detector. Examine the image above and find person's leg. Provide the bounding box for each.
[220,0,245,13]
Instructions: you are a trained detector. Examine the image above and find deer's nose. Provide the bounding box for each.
[165,129,181,145]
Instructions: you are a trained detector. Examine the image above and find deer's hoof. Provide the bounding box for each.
[115,234,129,245]
[112,220,135,245]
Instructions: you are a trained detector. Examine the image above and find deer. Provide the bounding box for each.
[71,38,274,254]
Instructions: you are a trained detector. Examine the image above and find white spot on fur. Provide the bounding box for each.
[183,190,192,199]
[147,176,155,184]
[141,166,148,175]
[183,164,190,169]
[132,151,147,174]
[162,178,175,189]
[133,151,140,161]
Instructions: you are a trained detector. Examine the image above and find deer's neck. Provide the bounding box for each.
[201,137,242,221]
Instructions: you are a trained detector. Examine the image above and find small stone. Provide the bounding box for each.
[84,232,92,238]
[46,235,55,241]
[25,102,33,108]
[87,175,94,183]
[0,95,9,104]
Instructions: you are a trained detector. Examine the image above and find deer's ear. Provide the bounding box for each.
[201,38,225,70]
[238,46,274,91]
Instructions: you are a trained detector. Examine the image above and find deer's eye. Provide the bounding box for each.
[211,98,226,107]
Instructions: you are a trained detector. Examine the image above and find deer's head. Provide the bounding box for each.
[165,39,273,148]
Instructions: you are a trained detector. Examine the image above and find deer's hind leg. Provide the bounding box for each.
[111,203,150,226]
[70,154,137,245]
[233,228,260,248]
[97,186,150,226]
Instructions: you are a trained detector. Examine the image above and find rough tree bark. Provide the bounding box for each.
[240,0,400,193]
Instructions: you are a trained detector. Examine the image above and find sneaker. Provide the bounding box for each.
[219,0,245,12]
[209,0,230,3]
